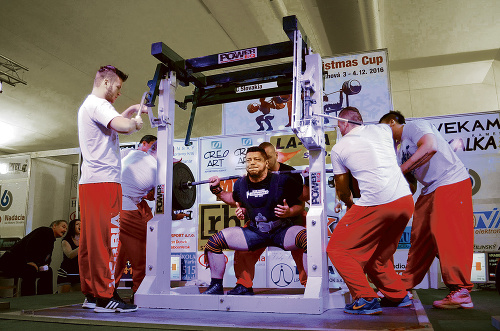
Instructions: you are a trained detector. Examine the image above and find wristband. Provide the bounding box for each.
[210,185,223,195]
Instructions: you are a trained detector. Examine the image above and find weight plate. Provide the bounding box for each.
[172,162,196,210]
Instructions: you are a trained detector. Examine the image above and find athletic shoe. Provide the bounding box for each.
[432,288,474,309]
[227,284,254,295]
[94,297,138,313]
[82,295,96,309]
[202,283,224,295]
[344,297,382,315]
[380,294,412,308]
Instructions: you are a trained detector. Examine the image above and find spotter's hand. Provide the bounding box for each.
[275,199,291,218]
[235,202,246,220]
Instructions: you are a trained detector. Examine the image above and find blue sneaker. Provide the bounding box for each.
[380,293,413,308]
[344,298,382,315]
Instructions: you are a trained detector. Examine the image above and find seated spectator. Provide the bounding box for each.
[57,219,81,293]
[0,220,68,296]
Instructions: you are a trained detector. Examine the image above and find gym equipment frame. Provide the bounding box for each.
[134,15,348,314]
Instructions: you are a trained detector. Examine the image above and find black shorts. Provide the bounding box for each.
[241,221,292,251]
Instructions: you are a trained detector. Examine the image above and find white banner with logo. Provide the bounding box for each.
[222,49,392,134]
[0,155,31,238]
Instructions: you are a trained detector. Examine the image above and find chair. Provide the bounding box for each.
[0,271,21,297]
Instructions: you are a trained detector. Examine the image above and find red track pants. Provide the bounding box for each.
[402,179,474,290]
[114,200,153,292]
[327,195,414,300]
[79,183,121,299]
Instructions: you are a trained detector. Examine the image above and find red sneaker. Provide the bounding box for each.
[432,288,474,309]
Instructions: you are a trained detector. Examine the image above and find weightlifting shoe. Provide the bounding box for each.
[380,293,412,308]
[227,284,254,295]
[203,283,224,295]
[433,288,473,309]
[344,298,382,315]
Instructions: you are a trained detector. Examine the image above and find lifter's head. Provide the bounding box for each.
[259,142,279,171]
[245,146,269,181]
[338,107,363,136]
[379,111,406,142]
[92,65,128,104]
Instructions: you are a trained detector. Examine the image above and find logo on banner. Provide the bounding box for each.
[310,172,321,205]
[211,141,222,149]
[156,185,165,214]
[241,138,252,146]
[218,47,257,64]
[0,186,13,211]
[327,216,339,235]
[198,204,242,250]
[474,208,500,233]
[271,263,294,287]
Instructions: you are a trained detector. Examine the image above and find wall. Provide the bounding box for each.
[391,59,500,118]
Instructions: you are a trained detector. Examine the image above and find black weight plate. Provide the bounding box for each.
[172,162,196,210]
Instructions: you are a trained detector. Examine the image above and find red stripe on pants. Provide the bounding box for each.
[114,200,152,292]
[327,195,414,300]
[402,179,474,290]
[79,183,121,299]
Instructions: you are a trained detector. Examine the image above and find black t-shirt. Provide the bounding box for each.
[278,162,304,187]
[232,172,302,224]
[0,227,55,272]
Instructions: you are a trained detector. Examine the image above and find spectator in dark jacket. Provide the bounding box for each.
[0,220,67,296]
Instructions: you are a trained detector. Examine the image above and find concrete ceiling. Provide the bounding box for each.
[0,0,499,156]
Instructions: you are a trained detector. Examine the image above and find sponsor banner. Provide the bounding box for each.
[0,155,30,180]
[198,203,243,251]
[199,134,265,204]
[269,131,337,167]
[171,140,199,253]
[0,178,29,238]
[473,205,500,251]
[423,112,500,155]
[223,96,293,134]
[222,49,392,134]
[172,252,197,281]
[323,49,392,124]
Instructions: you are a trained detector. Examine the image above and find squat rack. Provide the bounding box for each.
[135,15,348,314]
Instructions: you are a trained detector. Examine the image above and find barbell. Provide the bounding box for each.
[170,164,361,210]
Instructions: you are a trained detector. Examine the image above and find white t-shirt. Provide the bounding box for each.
[121,150,157,210]
[331,124,411,206]
[399,120,469,195]
[78,94,121,184]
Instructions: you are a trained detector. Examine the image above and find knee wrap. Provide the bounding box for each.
[295,229,307,252]
[205,231,228,254]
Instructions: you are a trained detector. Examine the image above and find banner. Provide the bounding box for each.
[322,49,392,124]
[170,140,199,254]
[0,155,30,238]
[223,49,392,133]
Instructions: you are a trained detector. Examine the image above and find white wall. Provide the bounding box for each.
[391,59,500,118]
